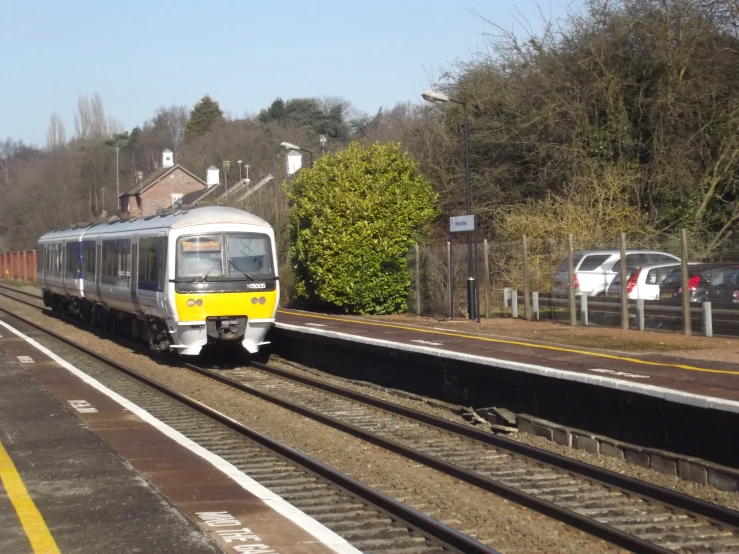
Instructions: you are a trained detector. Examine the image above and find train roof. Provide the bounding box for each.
[39,206,271,241]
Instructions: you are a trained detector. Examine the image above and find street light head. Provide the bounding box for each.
[280,141,301,151]
[422,90,450,103]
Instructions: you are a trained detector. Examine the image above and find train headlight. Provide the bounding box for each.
[196,299,203,306]
[251,297,258,304]
[259,296,266,305]
[187,298,195,307]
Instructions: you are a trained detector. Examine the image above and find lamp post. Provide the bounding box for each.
[223,160,231,198]
[422,89,476,320]
[237,159,243,181]
[280,141,314,168]
[319,135,327,155]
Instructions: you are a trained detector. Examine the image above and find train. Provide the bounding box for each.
[37,206,279,356]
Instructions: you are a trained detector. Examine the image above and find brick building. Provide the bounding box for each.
[118,150,206,217]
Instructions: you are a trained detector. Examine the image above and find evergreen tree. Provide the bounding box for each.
[184,95,224,140]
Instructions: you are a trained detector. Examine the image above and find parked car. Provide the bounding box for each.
[551,250,680,297]
[658,264,723,303]
[706,265,739,308]
[605,262,685,300]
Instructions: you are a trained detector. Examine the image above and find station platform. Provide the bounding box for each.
[0,315,358,554]
[275,309,739,412]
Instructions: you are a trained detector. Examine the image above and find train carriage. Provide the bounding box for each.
[38,206,279,356]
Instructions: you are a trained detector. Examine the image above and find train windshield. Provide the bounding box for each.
[176,233,274,281]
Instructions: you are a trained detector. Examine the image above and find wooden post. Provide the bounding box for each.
[681,229,691,336]
[523,235,532,320]
[414,244,421,316]
[620,233,628,330]
[568,234,576,326]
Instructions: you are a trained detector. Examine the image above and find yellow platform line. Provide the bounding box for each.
[278,310,739,376]
[0,440,60,554]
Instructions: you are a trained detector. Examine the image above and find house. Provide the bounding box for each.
[118,150,206,217]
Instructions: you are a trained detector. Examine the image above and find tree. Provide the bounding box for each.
[288,142,437,314]
[74,93,108,140]
[46,113,66,151]
[184,95,224,140]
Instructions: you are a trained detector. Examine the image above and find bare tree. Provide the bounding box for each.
[46,112,66,151]
[74,93,109,139]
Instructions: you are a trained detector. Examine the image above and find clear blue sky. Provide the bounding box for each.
[1,0,574,146]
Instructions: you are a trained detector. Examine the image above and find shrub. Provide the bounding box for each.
[288,142,437,314]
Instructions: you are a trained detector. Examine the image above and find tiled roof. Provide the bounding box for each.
[119,164,206,197]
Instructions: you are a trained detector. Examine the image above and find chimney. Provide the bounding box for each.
[162,149,174,169]
[206,165,220,188]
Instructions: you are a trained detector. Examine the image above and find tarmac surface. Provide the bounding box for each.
[275,309,739,411]
[0,313,358,554]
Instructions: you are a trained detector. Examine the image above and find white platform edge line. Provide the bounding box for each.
[0,319,361,554]
[276,322,739,415]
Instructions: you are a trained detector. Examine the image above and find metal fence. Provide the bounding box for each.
[0,250,37,283]
[407,231,739,337]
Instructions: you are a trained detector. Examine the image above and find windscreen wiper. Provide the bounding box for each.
[199,257,222,282]
[227,257,255,281]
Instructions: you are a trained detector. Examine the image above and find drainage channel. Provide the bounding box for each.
[0,305,495,554]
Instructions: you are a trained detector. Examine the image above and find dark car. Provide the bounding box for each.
[706,265,739,308]
[659,264,723,303]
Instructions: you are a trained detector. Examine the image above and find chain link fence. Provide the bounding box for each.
[407,231,739,337]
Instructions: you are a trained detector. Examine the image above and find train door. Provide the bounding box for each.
[157,232,168,311]
[131,234,141,313]
[61,241,68,296]
[95,241,103,301]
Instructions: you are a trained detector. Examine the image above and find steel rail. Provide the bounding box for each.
[250,360,739,528]
[0,304,497,554]
[3,286,738,552]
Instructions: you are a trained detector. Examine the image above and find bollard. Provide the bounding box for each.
[503,287,511,308]
[532,292,540,321]
[580,294,588,326]
[637,299,644,331]
[703,301,713,337]
[511,290,518,318]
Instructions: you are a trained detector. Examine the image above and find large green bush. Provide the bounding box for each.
[288,142,437,314]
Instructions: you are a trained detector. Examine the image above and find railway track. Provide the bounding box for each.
[0,293,494,554]
[4,283,739,553]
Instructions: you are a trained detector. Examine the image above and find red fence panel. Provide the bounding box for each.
[1,250,37,282]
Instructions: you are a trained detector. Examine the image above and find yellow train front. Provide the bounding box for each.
[38,206,279,356]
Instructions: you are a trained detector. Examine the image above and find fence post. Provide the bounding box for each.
[532,291,539,320]
[511,289,518,318]
[22,251,27,282]
[568,234,576,326]
[523,235,532,320]
[637,299,644,331]
[483,239,490,318]
[581,294,588,326]
[31,250,37,282]
[414,244,421,316]
[447,240,453,319]
[703,301,712,337]
[681,229,691,336]
[620,233,628,330]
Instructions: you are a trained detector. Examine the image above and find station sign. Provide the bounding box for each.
[449,215,476,233]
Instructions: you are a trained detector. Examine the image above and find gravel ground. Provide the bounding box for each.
[0,296,622,554]
[264,355,739,512]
